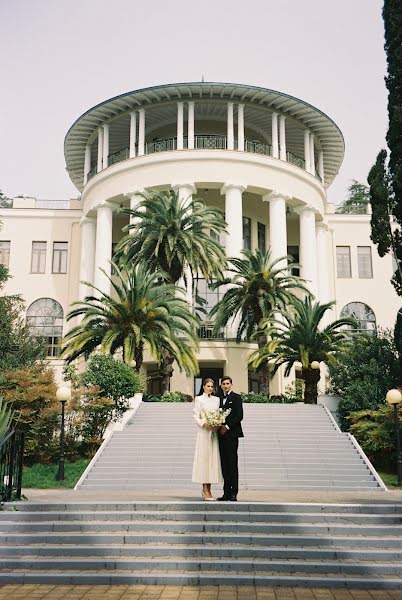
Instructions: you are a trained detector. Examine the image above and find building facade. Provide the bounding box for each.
[1,83,400,393]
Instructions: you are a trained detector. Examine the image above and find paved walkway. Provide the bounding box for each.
[0,585,401,600]
[21,488,402,504]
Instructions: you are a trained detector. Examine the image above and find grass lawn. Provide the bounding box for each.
[378,471,399,488]
[22,458,90,489]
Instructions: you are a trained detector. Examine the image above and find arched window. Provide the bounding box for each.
[340,302,376,334]
[26,298,64,357]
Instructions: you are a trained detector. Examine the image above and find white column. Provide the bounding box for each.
[138,109,145,156]
[97,127,104,172]
[271,112,279,158]
[129,111,137,158]
[173,183,196,309]
[309,132,315,176]
[102,124,109,169]
[316,222,330,304]
[227,102,234,150]
[94,203,114,294]
[177,102,184,150]
[83,144,91,185]
[79,217,96,300]
[262,192,288,269]
[237,104,245,151]
[279,115,287,161]
[124,189,144,232]
[304,130,311,174]
[295,205,317,296]
[221,183,245,258]
[188,101,195,149]
[318,150,324,183]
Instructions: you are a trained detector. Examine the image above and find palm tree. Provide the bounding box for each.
[250,296,357,404]
[61,262,199,387]
[115,189,227,390]
[209,249,308,394]
[116,189,227,284]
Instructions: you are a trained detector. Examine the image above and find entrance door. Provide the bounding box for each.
[194,368,224,397]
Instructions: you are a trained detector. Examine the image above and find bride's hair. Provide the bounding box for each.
[198,377,214,395]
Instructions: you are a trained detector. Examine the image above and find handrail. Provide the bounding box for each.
[347,432,387,491]
[0,429,25,502]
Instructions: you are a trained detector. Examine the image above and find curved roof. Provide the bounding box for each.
[64,82,345,192]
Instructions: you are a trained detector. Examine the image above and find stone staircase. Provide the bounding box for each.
[77,403,383,490]
[1,501,402,587]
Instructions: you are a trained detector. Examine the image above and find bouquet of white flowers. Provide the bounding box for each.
[202,407,231,435]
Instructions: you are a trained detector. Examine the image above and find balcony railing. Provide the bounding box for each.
[86,134,320,184]
[197,321,225,340]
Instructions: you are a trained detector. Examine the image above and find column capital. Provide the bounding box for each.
[227,101,234,107]
[262,191,291,204]
[138,107,145,114]
[172,182,197,195]
[220,182,247,195]
[293,203,320,216]
[188,100,195,107]
[93,201,116,213]
[80,215,96,226]
[316,220,329,231]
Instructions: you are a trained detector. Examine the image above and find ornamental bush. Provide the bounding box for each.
[143,391,192,402]
[328,330,400,430]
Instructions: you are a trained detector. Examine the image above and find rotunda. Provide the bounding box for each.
[64,82,345,394]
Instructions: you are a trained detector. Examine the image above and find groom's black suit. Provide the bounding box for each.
[219,391,244,499]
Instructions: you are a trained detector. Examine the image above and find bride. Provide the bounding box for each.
[192,377,223,500]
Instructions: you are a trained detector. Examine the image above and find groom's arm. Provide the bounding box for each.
[224,394,243,429]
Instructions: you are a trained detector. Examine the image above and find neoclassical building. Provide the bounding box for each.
[1,82,400,394]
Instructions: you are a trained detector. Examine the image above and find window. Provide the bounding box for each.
[357,246,373,278]
[193,278,224,339]
[52,242,68,274]
[243,217,251,250]
[257,222,266,252]
[336,246,351,278]
[0,241,10,267]
[340,302,376,335]
[287,245,300,276]
[31,242,47,273]
[26,298,64,357]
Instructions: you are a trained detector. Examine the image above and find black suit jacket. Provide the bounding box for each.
[220,391,244,438]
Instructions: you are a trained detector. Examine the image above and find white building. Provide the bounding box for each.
[1,82,400,393]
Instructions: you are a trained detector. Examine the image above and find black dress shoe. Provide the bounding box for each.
[229,496,237,501]
[217,496,230,501]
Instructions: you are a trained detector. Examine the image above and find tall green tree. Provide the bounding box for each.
[368,1,402,295]
[0,190,12,208]
[209,249,308,394]
[0,266,46,372]
[250,297,356,404]
[116,189,227,284]
[61,262,199,390]
[115,189,227,390]
[336,180,370,214]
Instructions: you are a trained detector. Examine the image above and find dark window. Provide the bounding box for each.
[287,245,300,276]
[243,217,252,250]
[257,222,266,252]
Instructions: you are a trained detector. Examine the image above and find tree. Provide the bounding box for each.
[368,1,402,295]
[336,180,370,214]
[61,262,199,392]
[115,189,227,390]
[394,308,402,375]
[0,266,46,372]
[210,249,309,394]
[250,297,356,404]
[116,189,227,284]
[328,330,400,430]
[0,190,12,208]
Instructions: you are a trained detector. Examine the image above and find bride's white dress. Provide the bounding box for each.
[192,393,223,484]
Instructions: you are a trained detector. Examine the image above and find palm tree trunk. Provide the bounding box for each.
[257,334,270,396]
[302,368,321,404]
[160,347,174,394]
[134,343,144,372]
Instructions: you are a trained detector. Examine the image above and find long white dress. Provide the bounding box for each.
[192,393,223,484]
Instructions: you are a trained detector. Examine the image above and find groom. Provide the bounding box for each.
[218,376,244,501]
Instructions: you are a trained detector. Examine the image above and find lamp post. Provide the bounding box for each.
[385,389,402,487]
[56,386,71,481]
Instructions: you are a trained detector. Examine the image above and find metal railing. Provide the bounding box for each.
[88,134,319,183]
[197,322,225,340]
[108,148,129,166]
[0,429,24,502]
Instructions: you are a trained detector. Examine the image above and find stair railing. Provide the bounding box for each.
[0,429,25,502]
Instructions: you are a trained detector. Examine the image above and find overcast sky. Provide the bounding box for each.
[0,0,388,205]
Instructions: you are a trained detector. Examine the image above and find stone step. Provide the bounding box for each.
[1,557,402,576]
[1,570,402,588]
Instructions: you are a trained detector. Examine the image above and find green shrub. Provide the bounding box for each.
[143,391,192,402]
